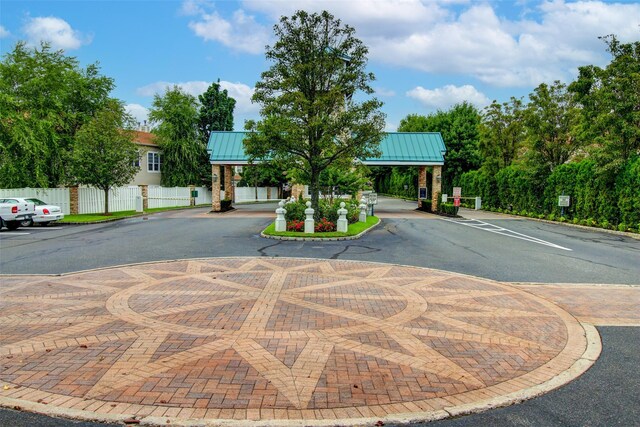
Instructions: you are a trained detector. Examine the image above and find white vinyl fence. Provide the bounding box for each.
[0,187,71,215]
[78,186,140,214]
[235,186,280,202]
[0,185,213,214]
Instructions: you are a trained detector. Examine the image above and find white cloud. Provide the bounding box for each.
[188,9,270,54]
[23,17,90,50]
[136,80,258,114]
[407,84,490,109]
[125,104,150,127]
[0,25,10,38]
[243,0,449,40]
[239,0,640,87]
[218,80,257,113]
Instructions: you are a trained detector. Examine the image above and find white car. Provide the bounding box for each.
[6,197,64,226]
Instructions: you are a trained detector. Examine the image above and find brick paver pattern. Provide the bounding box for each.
[0,258,586,423]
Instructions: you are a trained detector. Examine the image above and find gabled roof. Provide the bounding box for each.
[207,131,446,166]
[133,131,158,147]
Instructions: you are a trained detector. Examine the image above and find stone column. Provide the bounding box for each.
[70,186,79,215]
[417,166,427,209]
[266,187,272,200]
[188,184,195,207]
[431,165,442,212]
[212,164,221,212]
[224,165,233,202]
[291,184,305,200]
[139,185,148,210]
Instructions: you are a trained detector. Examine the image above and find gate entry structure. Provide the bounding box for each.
[207,131,446,212]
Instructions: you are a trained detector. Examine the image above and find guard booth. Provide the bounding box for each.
[206,131,446,212]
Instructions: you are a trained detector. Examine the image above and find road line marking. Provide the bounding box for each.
[0,232,30,235]
[442,218,572,251]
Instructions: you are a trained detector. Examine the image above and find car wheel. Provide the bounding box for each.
[40,221,49,227]
[6,221,20,231]
[21,218,33,227]
[0,218,4,230]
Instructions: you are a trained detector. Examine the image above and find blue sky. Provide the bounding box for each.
[1,0,639,131]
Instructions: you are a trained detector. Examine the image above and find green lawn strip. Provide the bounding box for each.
[263,216,379,238]
[59,204,209,223]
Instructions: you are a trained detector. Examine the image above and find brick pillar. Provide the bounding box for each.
[431,165,442,212]
[139,185,148,210]
[291,184,305,200]
[224,165,233,202]
[212,164,221,211]
[417,166,427,209]
[70,186,79,215]
[188,184,195,207]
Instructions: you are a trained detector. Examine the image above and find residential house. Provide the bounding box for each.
[130,130,163,186]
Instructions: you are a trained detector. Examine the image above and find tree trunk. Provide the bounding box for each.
[310,168,320,220]
[104,188,110,215]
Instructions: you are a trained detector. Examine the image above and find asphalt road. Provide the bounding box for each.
[1,204,638,284]
[1,199,638,426]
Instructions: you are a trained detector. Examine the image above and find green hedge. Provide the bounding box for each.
[374,167,418,199]
[454,156,640,231]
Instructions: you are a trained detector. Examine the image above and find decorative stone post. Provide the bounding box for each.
[212,164,221,212]
[304,201,315,234]
[337,202,348,232]
[275,200,287,232]
[431,165,442,212]
[359,197,367,223]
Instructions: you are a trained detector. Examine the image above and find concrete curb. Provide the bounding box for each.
[260,217,381,241]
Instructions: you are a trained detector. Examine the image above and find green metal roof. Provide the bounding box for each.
[207,131,446,165]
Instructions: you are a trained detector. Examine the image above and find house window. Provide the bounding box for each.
[147,152,162,172]
[133,150,141,168]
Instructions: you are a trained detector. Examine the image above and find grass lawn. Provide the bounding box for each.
[263,216,379,238]
[59,205,209,223]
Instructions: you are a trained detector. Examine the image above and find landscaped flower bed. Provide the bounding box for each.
[263,215,379,238]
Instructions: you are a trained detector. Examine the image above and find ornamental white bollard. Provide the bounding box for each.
[275,200,287,232]
[337,202,348,232]
[359,197,367,223]
[304,201,315,234]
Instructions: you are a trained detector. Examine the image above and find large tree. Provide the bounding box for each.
[398,102,481,191]
[524,81,580,172]
[149,86,207,186]
[198,79,236,145]
[0,42,114,188]
[569,35,640,171]
[479,98,525,171]
[244,10,385,214]
[72,101,139,214]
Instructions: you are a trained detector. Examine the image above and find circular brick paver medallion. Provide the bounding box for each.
[0,258,591,426]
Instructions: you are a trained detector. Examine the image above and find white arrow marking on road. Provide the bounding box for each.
[442,218,572,251]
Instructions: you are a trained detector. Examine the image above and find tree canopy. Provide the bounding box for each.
[149,86,208,187]
[198,80,236,145]
[398,102,481,191]
[0,42,114,188]
[244,10,385,213]
[72,101,139,214]
[523,81,580,172]
[569,35,640,171]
